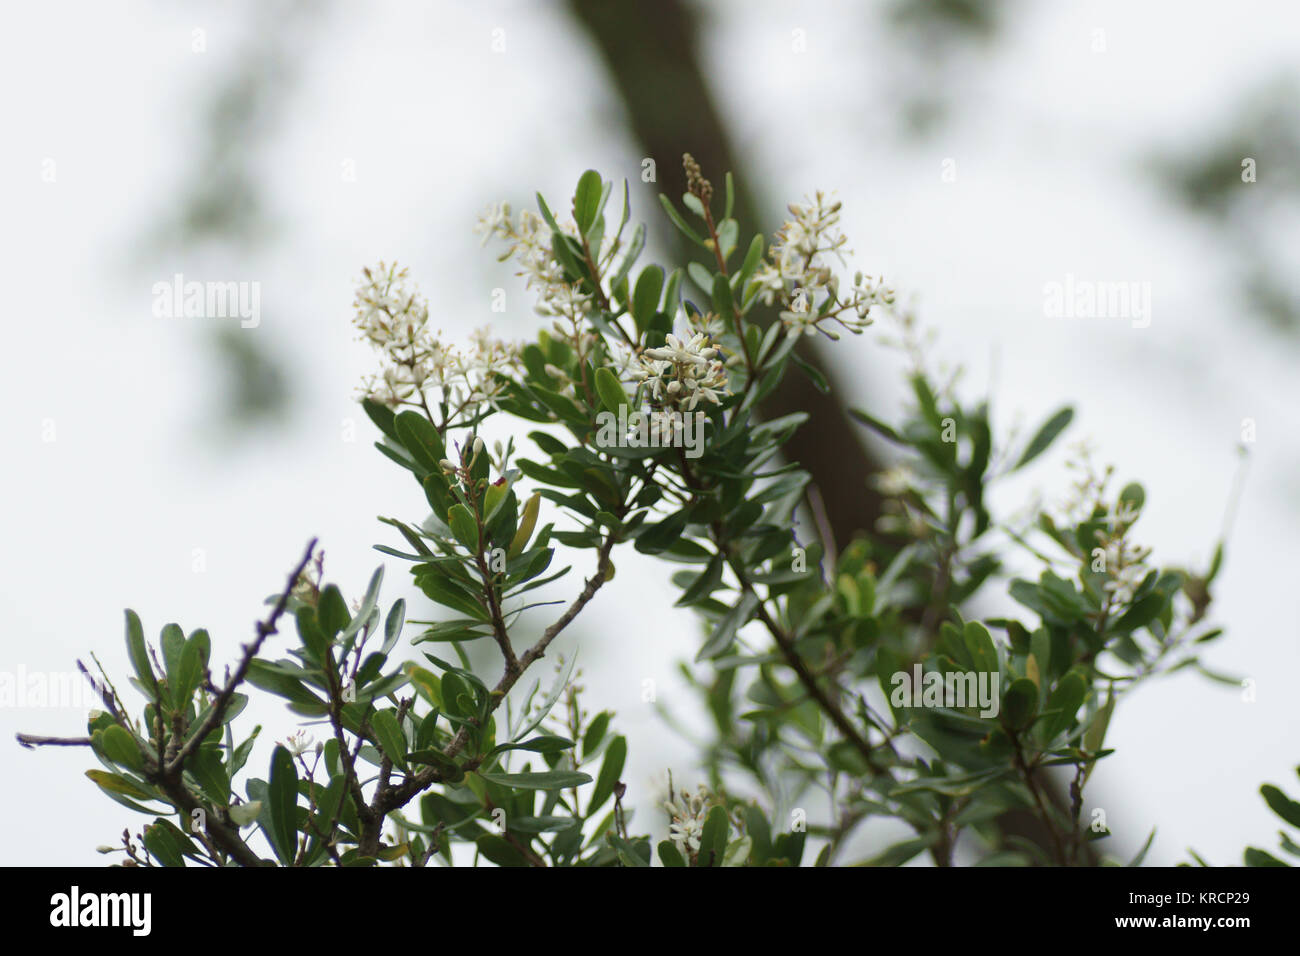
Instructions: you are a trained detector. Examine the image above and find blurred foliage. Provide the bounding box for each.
[139,1,325,432]
[885,0,1013,135]
[1151,76,1300,334]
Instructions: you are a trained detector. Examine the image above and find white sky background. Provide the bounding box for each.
[1,0,1297,865]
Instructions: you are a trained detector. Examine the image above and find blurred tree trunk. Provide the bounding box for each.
[567,0,887,544]
[568,0,1090,866]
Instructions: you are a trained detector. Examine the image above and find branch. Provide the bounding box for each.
[15,734,92,749]
[377,530,620,814]
[165,538,318,774]
[728,553,886,775]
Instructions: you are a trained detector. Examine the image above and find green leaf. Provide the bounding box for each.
[361,397,400,440]
[338,566,386,649]
[573,169,604,236]
[631,265,664,332]
[1261,784,1300,829]
[511,653,578,742]
[711,272,734,321]
[1014,407,1073,470]
[1002,678,1039,731]
[509,492,541,558]
[99,725,144,771]
[189,745,230,803]
[160,623,185,701]
[123,609,157,696]
[406,749,464,783]
[610,221,646,292]
[658,194,706,246]
[143,820,191,867]
[863,835,938,867]
[228,800,261,826]
[478,834,529,867]
[476,770,592,791]
[594,366,628,417]
[1244,847,1289,867]
[318,585,350,639]
[697,805,730,867]
[1119,481,1145,514]
[587,735,627,814]
[1082,690,1114,784]
[963,621,999,675]
[1113,592,1165,634]
[370,710,408,771]
[85,769,159,808]
[490,735,573,756]
[582,712,611,758]
[634,509,690,555]
[658,839,687,867]
[535,191,562,232]
[1127,827,1157,866]
[849,408,904,444]
[394,410,446,473]
[1039,671,1087,742]
[447,504,480,552]
[267,746,299,866]
[696,591,758,661]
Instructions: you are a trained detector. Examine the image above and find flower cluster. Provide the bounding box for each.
[353,262,520,423]
[634,332,729,411]
[475,202,595,325]
[1061,442,1153,606]
[663,783,713,857]
[752,192,894,339]
[1097,500,1152,605]
[354,261,429,348]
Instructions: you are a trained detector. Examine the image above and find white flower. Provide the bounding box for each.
[644,333,716,366]
[1104,499,1141,529]
[352,263,429,347]
[1102,560,1149,606]
[635,333,730,412]
[352,263,521,423]
[779,290,818,337]
[475,201,511,245]
[751,263,786,307]
[284,730,314,757]
[1097,528,1152,606]
[663,785,712,857]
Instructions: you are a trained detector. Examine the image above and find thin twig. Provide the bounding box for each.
[165,538,318,774]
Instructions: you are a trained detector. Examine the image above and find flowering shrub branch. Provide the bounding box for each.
[21,156,1253,867]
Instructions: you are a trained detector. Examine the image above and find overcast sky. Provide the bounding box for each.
[2,0,1297,866]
